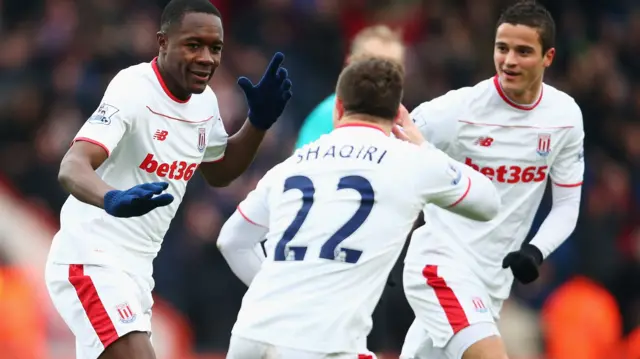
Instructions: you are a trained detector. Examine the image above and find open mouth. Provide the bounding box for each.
[502,69,520,77]
[190,70,210,82]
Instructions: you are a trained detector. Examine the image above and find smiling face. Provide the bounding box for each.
[157,11,223,95]
[493,23,554,98]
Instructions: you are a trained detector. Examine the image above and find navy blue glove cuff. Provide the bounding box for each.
[247,112,274,131]
[103,190,122,216]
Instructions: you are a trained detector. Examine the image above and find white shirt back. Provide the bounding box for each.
[406,76,584,300]
[47,59,228,282]
[232,124,476,353]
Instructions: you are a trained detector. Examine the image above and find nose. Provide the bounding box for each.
[196,48,216,66]
[504,50,517,67]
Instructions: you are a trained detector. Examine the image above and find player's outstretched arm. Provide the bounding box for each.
[217,168,275,285]
[199,52,292,187]
[394,110,499,221]
[418,147,501,222]
[58,141,115,208]
[59,142,174,218]
[217,210,268,286]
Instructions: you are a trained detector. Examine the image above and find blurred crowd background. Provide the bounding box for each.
[0,0,639,358]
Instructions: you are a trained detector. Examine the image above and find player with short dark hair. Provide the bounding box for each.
[44,1,292,358]
[401,2,583,359]
[217,56,500,359]
[336,56,405,120]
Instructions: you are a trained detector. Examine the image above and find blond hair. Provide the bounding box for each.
[349,25,404,55]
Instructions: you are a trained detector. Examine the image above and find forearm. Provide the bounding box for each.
[58,157,114,208]
[447,159,501,222]
[200,120,266,187]
[217,210,268,286]
[529,185,581,258]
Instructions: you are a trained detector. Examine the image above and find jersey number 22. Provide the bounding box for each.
[274,175,374,264]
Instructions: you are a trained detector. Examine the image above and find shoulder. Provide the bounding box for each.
[411,81,489,121]
[542,83,583,128]
[109,63,152,90]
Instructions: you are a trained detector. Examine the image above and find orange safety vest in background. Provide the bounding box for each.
[0,265,47,359]
[542,276,623,359]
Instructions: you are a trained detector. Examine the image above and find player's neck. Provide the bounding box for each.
[500,79,543,105]
[155,56,191,101]
[337,115,392,135]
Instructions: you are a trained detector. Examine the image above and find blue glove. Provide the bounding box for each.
[104,182,174,218]
[237,52,293,130]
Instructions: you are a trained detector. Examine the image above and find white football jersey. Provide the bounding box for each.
[231,124,486,354]
[406,76,585,300]
[47,58,228,282]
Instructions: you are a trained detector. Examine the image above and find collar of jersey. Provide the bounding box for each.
[151,57,191,104]
[492,75,543,111]
[334,122,388,136]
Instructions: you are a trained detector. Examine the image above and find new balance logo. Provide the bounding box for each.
[153,130,168,141]
[474,136,494,147]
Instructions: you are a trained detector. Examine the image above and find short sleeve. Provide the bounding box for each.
[550,107,585,187]
[411,89,467,151]
[237,164,283,227]
[73,71,135,156]
[414,145,472,207]
[202,116,228,162]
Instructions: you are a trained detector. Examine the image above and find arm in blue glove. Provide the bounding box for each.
[59,141,173,217]
[200,52,292,187]
[104,182,174,218]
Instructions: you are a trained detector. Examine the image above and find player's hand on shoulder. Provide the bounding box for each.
[104,182,174,218]
[392,104,426,146]
[237,52,293,130]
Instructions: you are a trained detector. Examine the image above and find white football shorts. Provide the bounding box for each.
[45,262,153,359]
[401,263,502,359]
[227,335,377,359]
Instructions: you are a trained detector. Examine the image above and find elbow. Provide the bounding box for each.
[206,177,233,188]
[58,159,74,193]
[471,192,501,222]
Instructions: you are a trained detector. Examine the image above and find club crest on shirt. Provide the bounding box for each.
[536,133,551,157]
[197,127,206,153]
[115,302,137,324]
[87,103,119,125]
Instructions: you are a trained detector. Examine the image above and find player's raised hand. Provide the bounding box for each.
[237,52,293,130]
[391,104,425,146]
[104,182,174,218]
[502,244,543,284]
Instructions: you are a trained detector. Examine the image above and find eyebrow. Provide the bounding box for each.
[495,41,534,49]
[184,36,224,45]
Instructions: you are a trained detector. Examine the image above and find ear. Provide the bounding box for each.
[543,47,555,68]
[157,31,168,53]
[333,98,344,127]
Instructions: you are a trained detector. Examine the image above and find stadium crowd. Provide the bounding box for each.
[0,0,638,358]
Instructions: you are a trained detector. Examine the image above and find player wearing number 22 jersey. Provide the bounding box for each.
[217,57,501,359]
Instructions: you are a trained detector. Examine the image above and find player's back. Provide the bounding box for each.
[232,124,442,353]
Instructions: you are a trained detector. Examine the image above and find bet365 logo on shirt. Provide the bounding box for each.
[465,157,547,183]
[87,103,119,125]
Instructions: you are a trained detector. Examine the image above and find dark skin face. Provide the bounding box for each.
[156,12,224,100]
